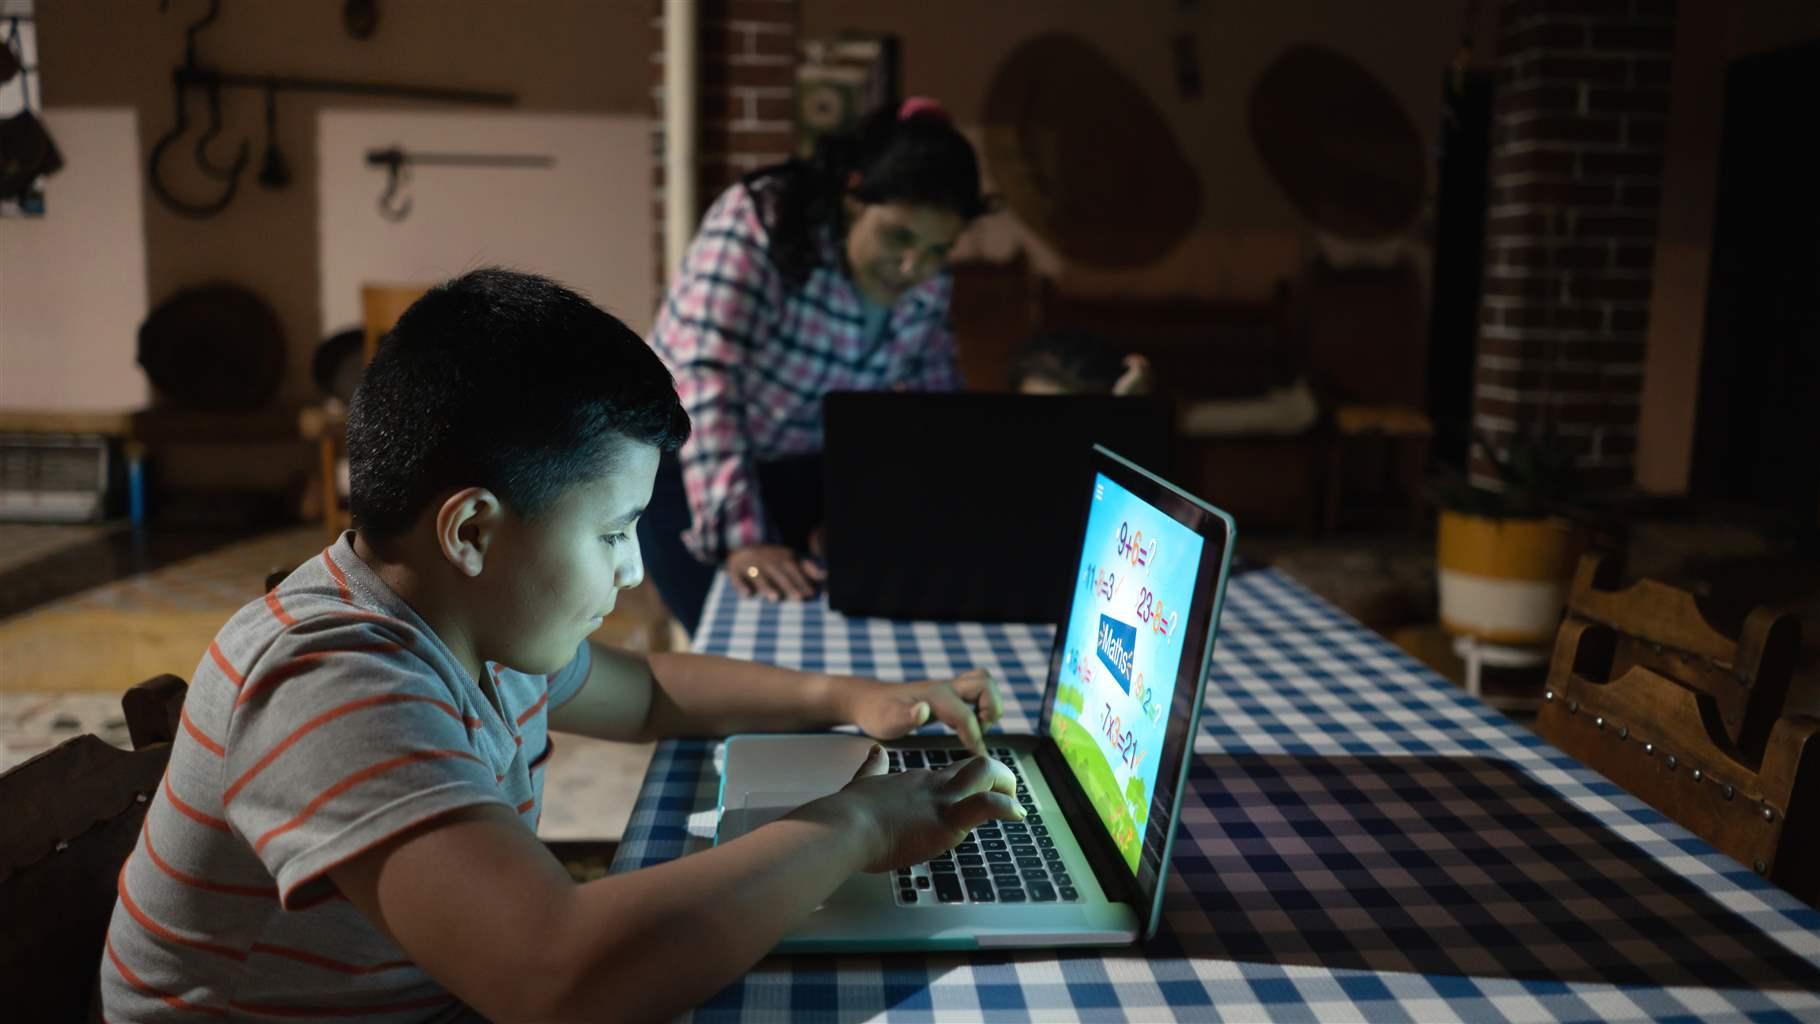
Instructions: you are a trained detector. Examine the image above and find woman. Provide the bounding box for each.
[641,98,992,635]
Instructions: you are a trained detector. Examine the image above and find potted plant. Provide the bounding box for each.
[1427,430,1593,645]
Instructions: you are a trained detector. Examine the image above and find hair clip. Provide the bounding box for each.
[898,96,949,123]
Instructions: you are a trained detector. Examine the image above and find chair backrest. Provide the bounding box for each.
[360,283,428,364]
[0,675,189,1022]
[1538,554,1819,904]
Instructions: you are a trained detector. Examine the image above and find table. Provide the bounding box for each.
[611,568,1820,1022]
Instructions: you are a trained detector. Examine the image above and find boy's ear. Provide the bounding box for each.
[434,487,504,577]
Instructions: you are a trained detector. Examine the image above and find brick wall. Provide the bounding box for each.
[651,0,800,291]
[1473,0,1676,489]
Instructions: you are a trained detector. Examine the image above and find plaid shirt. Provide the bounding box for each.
[649,178,960,563]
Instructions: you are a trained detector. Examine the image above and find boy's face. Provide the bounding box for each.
[473,441,659,675]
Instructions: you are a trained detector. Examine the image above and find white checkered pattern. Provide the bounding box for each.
[613,568,1820,1022]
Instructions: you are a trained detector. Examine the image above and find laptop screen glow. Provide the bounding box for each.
[1047,472,1206,873]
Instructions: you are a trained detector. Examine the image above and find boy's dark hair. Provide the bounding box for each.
[745,104,992,289]
[347,268,690,538]
[1008,331,1127,394]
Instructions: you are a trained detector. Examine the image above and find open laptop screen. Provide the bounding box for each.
[1046,470,1206,873]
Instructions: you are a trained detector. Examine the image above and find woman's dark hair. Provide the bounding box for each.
[1009,331,1127,393]
[347,268,691,538]
[745,103,990,288]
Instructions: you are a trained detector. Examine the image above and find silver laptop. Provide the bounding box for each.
[716,446,1237,952]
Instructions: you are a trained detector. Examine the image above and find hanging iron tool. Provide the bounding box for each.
[148,0,515,219]
[365,146,554,222]
[256,85,289,188]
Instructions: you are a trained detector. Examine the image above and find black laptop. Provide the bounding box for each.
[821,391,1171,622]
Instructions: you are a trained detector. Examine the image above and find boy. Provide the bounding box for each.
[99,270,1023,1022]
[1009,331,1153,396]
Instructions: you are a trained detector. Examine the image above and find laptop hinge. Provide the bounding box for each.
[1033,739,1148,918]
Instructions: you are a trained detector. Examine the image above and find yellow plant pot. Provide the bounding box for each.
[1436,510,1582,645]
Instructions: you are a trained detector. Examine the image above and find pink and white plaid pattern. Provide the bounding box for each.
[650,179,960,563]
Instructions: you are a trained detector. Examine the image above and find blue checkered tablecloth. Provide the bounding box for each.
[612,568,1820,1023]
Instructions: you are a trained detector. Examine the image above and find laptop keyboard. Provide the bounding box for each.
[886,746,1081,905]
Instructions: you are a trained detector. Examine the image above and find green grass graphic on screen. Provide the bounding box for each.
[1053,714,1145,870]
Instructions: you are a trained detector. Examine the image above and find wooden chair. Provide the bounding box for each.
[0,675,189,1022]
[301,283,429,543]
[1538,554,1819,904]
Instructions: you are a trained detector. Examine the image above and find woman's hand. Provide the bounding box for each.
[1112,353,1154,396]
[844,669,1004,756]
[726,544,826,600]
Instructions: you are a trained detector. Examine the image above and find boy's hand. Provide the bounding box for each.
[845,669,1003,755]
[806,744,1024,872]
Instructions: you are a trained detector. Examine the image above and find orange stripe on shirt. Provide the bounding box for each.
[143,819,276,900]
[207,641,245,689]
[320,550,353,603]
[265,589,297,627]
[228,993,455,1019]
[250,942,414,975]
[118,866,248,963]
[236,643,405,708]
[181,705,225,757]
[516,798,536,815]
[514,690,550,726]
[164,775,230,833]
[253,749,484,854]
[106,936,228,1017]
[224,693,471,805]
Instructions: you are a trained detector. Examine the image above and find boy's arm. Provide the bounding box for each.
[549,644,1002,753]
[329,753,1019,1023]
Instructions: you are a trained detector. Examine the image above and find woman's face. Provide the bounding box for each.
[843,198,966,306]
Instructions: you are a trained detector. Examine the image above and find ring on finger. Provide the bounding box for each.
[745,565,761,580]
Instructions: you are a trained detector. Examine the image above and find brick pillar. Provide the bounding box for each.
[652,0,800,292]
[1473,0,1676,489]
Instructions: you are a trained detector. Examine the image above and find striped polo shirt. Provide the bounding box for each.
[98,533,590,1021]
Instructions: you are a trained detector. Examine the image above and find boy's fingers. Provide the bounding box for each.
[852,743,887,780]
[929,690,984,754]
[950,670,1002,728]
[976,672,1004,726]
[799,556,828,581]
[946,789,1025,831]
[942,754,1016,798]
[876,700,928,738]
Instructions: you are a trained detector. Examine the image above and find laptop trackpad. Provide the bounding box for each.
[718,790,827,842]
[716,734,880,843]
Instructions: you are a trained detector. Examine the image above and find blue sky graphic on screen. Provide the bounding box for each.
[1049,473,1204,872]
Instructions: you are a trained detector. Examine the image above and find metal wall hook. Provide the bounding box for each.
[171,0,220,67]
[365,146,553,222]
[257,85,291,189]
[372,149,412,221]
[147,78,239,219]
[192,80,249,181]
[148,0,516,220]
